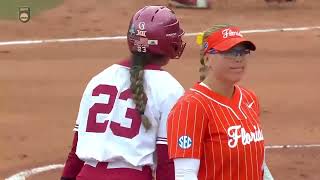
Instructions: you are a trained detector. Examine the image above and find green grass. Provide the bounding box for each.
[0,0,63,20]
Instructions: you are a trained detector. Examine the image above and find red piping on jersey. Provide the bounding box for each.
[118,59,163,71]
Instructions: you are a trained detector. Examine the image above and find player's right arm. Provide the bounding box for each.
[60,81,94,180]
[61,102,87,180]
[60,132,84,180]
[167,95,208,180]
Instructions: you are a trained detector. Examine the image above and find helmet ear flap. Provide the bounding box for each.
[172,43,179,52]
[171,41,186,59]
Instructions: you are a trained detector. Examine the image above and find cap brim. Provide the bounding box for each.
[214,37,256,52]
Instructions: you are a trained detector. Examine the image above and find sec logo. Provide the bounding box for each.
[178,136,192,149]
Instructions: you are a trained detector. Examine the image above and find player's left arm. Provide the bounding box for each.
[263,160,274,180]
[155,87,184,180]
[263,135,273,180]
[254,92,273,180]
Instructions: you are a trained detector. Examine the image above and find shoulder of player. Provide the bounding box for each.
[92,63,131,81]
[147,71,184,93]
[237,85,257,98]
[146,70,179,82]
[83,64,119,89]
[182,84,211,103]
[175,92,207,113]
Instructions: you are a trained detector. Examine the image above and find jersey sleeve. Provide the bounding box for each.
[243,87,261,118]
[255,95,261,117]
[73,89,87,132]
[73,81,95,132]
[250,90,261,117]
[156,86,184,145]
[167,97,208,159]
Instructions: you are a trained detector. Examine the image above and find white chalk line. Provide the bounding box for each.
[266,144,320,149]
[5,144,320,180]
[5,164,64,180]
[0,26,319,46]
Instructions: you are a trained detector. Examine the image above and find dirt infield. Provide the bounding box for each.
[1,0,320,179]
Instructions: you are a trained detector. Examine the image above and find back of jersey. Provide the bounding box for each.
[75,63,184,167]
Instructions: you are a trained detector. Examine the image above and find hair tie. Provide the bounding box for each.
[196,32,204,46]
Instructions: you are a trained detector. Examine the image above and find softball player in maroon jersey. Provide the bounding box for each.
[167,24,273,180]
[60,6,186,180]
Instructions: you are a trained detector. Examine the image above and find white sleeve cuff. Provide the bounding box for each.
[174,158,200,180]
[263,162,274,180]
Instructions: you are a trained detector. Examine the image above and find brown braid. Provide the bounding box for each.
[199,63,209,82]
[130,53,152,130]
[199,24,233,81]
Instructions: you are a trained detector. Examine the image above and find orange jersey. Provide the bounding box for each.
[168,83,265,180]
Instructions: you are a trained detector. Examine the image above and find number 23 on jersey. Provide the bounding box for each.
[86,84,142,139]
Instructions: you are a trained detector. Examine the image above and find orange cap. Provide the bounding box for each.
[203,26,256,53]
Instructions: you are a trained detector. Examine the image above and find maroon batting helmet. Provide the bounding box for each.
[127,6,186,59]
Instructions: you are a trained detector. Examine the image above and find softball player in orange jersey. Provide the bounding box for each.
[167,24,273,180]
